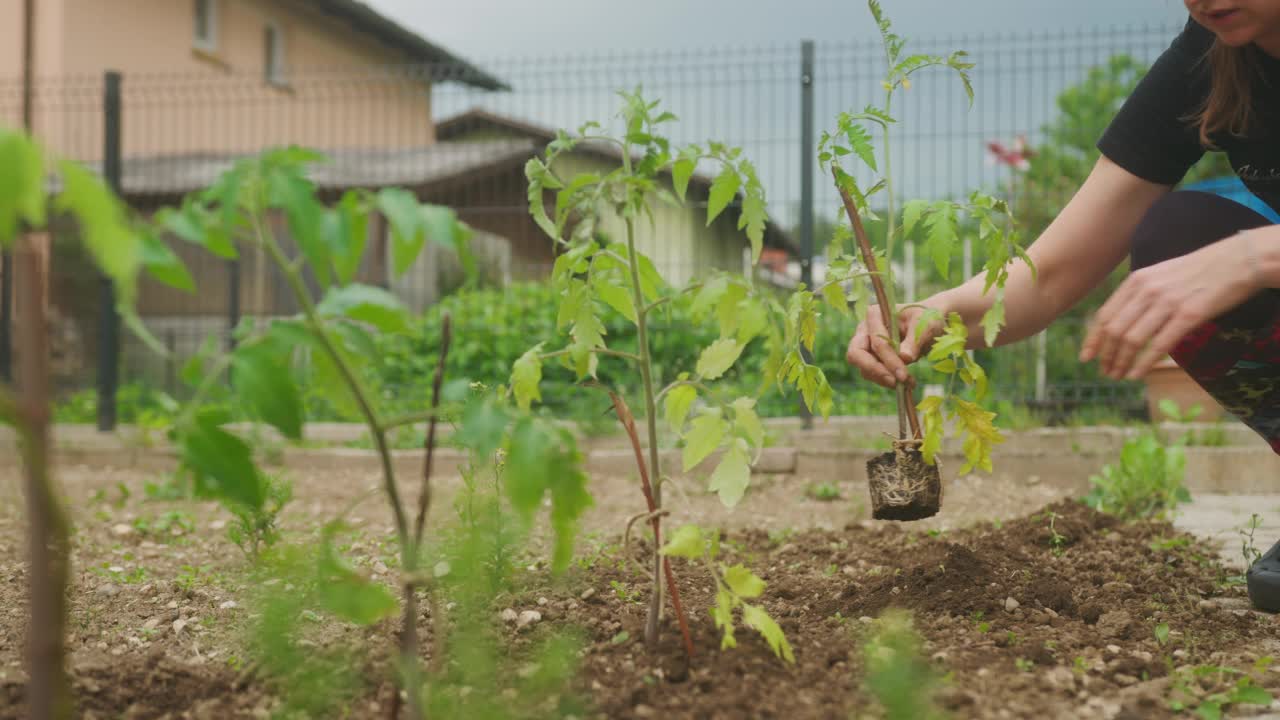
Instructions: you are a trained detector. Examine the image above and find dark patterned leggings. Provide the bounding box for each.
[1129,190,1280,455]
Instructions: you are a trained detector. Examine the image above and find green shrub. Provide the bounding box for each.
[1082,432,1191,521]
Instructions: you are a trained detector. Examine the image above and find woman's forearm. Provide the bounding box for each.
[928,156,1172,351]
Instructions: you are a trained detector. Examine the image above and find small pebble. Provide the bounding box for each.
[172,619,187,634]
[1005,597,1020,612]
[537,597,548,607]
[634,705,655,718]
[580,588,596,601]
[111,524,134,537]
[1105,645,1121,655]
[97,584,120,597]
[500,608,518,623]
[219,601,237,610]
[517,610,542,629]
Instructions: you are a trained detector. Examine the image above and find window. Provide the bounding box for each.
[193,0,218,52]
[264,23,287,85]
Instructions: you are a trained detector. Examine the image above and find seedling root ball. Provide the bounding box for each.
[867,440,942,521]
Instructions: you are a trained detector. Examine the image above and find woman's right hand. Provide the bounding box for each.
[845,303,946,389]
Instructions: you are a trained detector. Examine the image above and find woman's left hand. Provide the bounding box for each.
[1080,228,1271,380]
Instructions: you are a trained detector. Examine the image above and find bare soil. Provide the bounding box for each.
[0,460,1275,719]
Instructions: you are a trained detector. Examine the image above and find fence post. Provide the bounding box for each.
[798,40,816,430]
[97,70,123,432]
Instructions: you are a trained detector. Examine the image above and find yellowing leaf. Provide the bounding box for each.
[664,385,697,431]
[696,338,745,381]
[708,440,751,507]
[659,524,705,560]
[723,564,765,599]
[682,412,727,472]
[742,603,795,663]
[954,399,1005,474]
[511,346,544,411]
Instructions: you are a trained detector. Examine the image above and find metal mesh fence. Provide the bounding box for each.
[0,21,1192,420]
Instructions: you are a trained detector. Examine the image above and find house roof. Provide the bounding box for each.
[91,139,538,199]
[311,1,509,91]
[437,108,798,254]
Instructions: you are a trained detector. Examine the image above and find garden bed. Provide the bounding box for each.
[0,462,1274,719]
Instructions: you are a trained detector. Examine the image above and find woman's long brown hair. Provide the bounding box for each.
[1192,39,1261,147]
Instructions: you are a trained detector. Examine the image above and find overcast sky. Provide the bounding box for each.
[365,0,1193,62]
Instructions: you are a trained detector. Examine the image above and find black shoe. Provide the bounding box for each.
[1247,539,1280,613]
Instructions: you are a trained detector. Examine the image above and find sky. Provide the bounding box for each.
[363,0,1193,62]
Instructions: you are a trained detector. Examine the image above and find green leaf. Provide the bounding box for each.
[316,284,408,333]
[316,533,398,626]
[231,344,304,441]
[0,130,46,243]
[708,439,751,507]
[456,398,510,459]
[1195,702,1222,720]
[742,603,795,663]
[322,191,369,286]
[696,338,744,381]
[924,201,958,281]
[736,297,769,345]
[706,167,741,226]
[901,199,929,239]
[659,525,705,560]
[713,587,738,650]
[682,411,727,472]
[502,416,595,574]
[422,204,475,284]
[672,157,696,203]
[591,270,637,324]
[664,385,697,431]
[843,122,878,172]
[511,345,544,411]
[376,188,425,275]
[1232,684,1272,706]
[525,158,561,240]
[138,228,195,293]
[55,160,141,308]
[266,166,328,287]
[179,414,264,510]
[821,282,851,318]
[723,564,765,599]
[731,397,765,450]
[1154,623,1170,645]
[981,299,1005,347]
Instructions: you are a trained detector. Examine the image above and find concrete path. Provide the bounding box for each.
[1175,494,1280,570]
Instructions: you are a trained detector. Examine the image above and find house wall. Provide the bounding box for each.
[550,153,749,288]
[5,0,436,162]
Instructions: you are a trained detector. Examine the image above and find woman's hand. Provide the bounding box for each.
[845,301,947,389]
[1080,228,1272,380]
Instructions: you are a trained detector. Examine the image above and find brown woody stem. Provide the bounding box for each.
[834,168,922,440]
[608,391,695,661]
[14,235,73,720]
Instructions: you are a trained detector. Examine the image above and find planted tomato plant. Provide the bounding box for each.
[517,89,823,661]
[152,147,593,718]
[819,1,1034,519]
[0,126,194,719]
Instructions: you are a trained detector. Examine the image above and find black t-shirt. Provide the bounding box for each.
[1097,16,1280,215]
